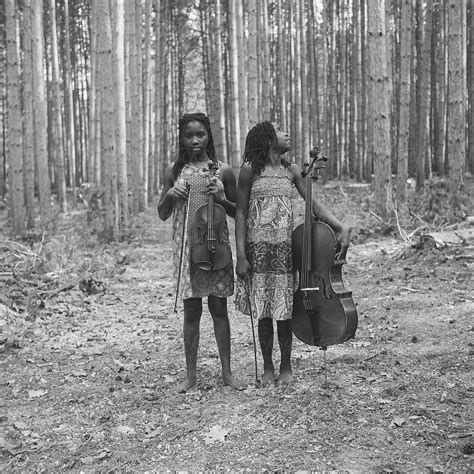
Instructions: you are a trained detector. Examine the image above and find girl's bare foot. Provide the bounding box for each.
[276,367,293,385]
[223,374,246,391]
[177,375,197,393]
[261,368,275,386]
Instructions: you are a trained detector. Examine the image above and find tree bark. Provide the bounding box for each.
[368,0,393,219]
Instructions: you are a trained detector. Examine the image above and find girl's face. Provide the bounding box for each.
[272,123,290,154]
[182,121,209,159]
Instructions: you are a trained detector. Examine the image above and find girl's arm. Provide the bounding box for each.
[291,163,351,253]
[235,164,253,278]
[157,163,188,221]
[211,163,237,218]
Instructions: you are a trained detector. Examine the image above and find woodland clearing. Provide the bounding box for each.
[1,179,473,472]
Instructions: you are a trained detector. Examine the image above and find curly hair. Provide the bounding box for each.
[172,113,217,179]
[243,121,290,175]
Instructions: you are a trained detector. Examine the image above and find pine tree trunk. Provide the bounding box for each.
[30,0,51,227]
[415,0,433,191]
[63,0,76,190]
[97,0,118,240]
[247,0,258,127]
[368,0,393,219]
[22,1,35,229]
[446,0,466,195]
[49,0,67,212]
[112,0,129,229]
[397,0,411,202]
[211,0,227,163]
[467,0,473,173]
[228,0,242,167]
[6,0,25,233]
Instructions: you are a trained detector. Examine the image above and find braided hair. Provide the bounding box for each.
[172,112,217,179]
[243,121,290,175]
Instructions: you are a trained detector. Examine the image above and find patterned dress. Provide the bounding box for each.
[235,172,298,320]
[172,162,234,303]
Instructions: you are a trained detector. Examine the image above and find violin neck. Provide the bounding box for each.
[207,193,215,242]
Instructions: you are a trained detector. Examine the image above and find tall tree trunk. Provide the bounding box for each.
[143,0,152,204]
[112,0,129,229]
[30,0,51,228]
[6,0,25,233]
[211,0,227,163]
[415,0,433,191]
[467,0,473,173]
[368,0,393,219]
[299,0,310,161]
[97,0,118,240]
[154,0,164,189]
[397,0,411,202]
[22,0,35,229]
[63,0,77,190]
[228,0,242,166]
[433,1,447,176]
[127,0,142,214]
[236,0,247,147]
[353,0,363,181]
[247,0,258,127]
[446,0,466,197]
[49,0,67,212]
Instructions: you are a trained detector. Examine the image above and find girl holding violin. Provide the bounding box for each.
[235,121,351,385]
[158,113,245,393]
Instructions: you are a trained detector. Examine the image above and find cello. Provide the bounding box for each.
[291,147,358,349]
[191,160,232,271]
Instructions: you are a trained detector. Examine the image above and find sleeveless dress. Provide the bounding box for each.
[172,162,234,303]
[235,172,298,320]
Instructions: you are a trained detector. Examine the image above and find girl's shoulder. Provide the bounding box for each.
[286,162,302,181]
[238,163,255,181]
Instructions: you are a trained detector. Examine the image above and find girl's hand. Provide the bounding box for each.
[206,177,225,203]
[167,182,189,200]
[235,258,251,279]
[336,226,351,259]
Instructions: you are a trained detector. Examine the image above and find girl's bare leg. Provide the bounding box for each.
[277,320,293,384]
[258,318,275,385]
[178,298,202,393]
[208,296,246,390]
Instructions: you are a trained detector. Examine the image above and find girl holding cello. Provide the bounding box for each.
[235,121,351,385]
[158,113,245,393]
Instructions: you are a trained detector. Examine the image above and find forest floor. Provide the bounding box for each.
[1,179,473,473]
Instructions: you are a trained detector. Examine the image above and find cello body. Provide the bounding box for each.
[291,146,357,348]
[292,221,358,347]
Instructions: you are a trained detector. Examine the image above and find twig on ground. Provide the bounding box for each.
[369,210,389,226]
[409,210,432,230]
[391,201,412,245]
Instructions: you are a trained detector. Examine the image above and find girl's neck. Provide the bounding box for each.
[267,152,282,168]
[189,152,209,165]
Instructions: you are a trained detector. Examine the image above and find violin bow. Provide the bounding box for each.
[174,181,190,313]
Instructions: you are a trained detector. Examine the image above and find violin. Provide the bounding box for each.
[291,147,358,348]
[192,161,232,271]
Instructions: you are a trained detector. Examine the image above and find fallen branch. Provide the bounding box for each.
[369,210,390,226]
[391,201,412,245]
[409,210,432,230]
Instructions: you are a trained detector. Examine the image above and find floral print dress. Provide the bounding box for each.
[172,162,234,304]
[235,173,298,320]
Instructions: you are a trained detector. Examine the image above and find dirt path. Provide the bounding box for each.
[1,191,473,472]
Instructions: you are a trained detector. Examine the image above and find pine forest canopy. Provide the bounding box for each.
[2,0,472,239]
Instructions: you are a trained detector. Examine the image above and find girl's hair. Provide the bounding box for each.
[172,112,217,179]
[243,121,290,175]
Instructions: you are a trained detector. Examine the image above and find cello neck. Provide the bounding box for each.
[301,174,313,287]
